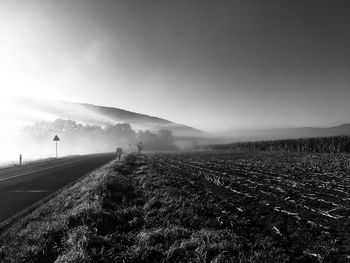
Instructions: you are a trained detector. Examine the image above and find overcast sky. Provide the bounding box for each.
[1,0,350,132]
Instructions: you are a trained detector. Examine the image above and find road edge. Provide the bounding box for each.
[0,158,116,234]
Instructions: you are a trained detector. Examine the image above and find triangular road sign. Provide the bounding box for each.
[53,135,60,141]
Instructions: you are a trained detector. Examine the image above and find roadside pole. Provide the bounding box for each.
[53,135,60,158]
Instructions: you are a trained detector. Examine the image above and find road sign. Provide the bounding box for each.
[53,135,60,158]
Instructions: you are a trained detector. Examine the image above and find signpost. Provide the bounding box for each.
[53,135,60,158]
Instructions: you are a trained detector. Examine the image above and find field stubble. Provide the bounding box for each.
[147,151,350,262]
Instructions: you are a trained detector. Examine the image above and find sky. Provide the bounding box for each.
[1,0,350,132]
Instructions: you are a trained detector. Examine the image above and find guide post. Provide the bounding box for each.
[53,135,60,158]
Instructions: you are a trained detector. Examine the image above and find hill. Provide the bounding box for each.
[16,98,203,137]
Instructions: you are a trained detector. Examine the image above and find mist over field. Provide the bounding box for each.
[22,119,176,155]
[0,98,182,164]
[3,96,350,165]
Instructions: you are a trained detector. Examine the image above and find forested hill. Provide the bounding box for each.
[16,98,203,137]
[80,103,202,136]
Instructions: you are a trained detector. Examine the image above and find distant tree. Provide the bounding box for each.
[158,129,175,148]
[192,140,199,149]
[104,123,136,148]
[21,119,179,155]
[22,121,53,139]
[136,129,177,151]
[137,141,143,154]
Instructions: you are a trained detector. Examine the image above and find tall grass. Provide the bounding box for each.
[211,135,350,153]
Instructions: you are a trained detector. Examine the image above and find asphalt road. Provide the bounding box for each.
[0,153,116,223]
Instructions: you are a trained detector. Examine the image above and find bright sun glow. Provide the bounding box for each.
[0,6,99,163]
[0,4,72,103]
[0,96,57,164]
[0,18,49,100]
[0,10,52,163]
[0,12,40,162]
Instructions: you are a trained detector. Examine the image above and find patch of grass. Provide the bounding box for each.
[0,160,118,262]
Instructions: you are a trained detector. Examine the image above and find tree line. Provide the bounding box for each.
[21,119,177,153]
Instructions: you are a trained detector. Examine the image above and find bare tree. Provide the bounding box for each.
[137,141,143,154]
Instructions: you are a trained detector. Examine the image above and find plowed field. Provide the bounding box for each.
[145,151,350,262]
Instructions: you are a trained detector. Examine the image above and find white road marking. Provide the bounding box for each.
[0,158,89,182]
[9,190,48,193]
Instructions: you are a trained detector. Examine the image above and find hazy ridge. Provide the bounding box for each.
[19,98,203,137]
